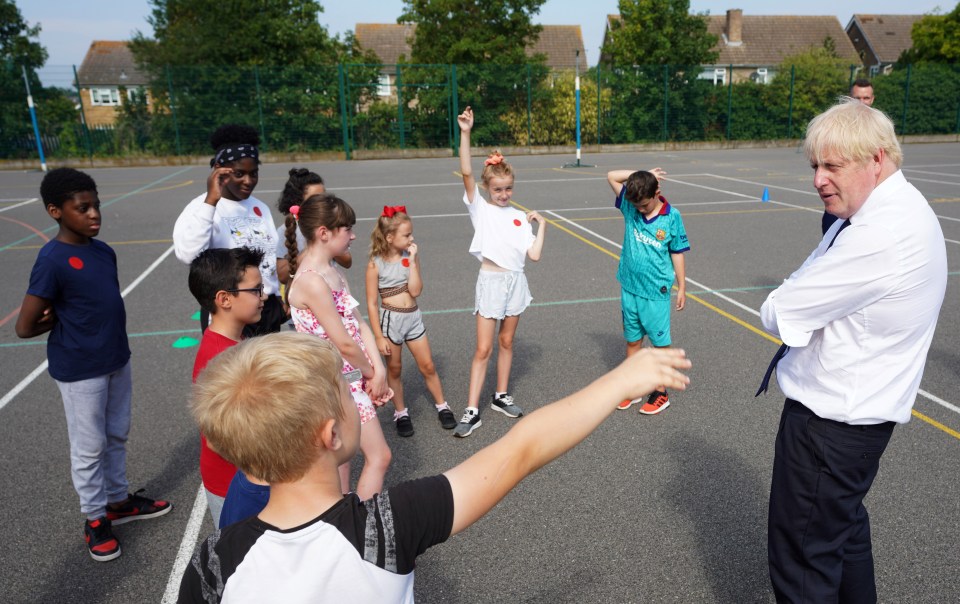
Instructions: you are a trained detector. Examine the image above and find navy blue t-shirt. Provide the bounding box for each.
[26,239,130,382]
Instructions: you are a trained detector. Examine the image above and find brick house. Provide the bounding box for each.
[845,14,923,74]
[354,23,588,99]
[602,9,861,85]
[76,41,151,127]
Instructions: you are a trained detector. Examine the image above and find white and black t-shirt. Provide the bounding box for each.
[178,476,453,603]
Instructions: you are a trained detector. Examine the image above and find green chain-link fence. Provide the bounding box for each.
[3,62,959,162]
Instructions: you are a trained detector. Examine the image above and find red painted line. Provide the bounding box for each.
[0,305,22,328]
[0,217,49,327]
[0,215,50,244]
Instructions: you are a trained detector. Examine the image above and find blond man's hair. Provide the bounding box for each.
[804,97,903,168]
[190,332,346,484]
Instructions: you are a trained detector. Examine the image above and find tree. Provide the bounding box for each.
[129,0,379,154]
[899,3,960,63]
[399,0,545,65]
[601,0,718,67]
[130,0,343,67]
[0,0,81,159]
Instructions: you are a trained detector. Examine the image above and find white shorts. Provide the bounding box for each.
[474,270,532,319]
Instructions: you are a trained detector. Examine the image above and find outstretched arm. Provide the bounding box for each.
[444,348,691,535]
[458,107,477,203]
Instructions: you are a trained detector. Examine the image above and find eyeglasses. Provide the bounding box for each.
[225,284,265,297]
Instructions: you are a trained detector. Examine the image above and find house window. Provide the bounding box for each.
[754,68,768,84]
[713,68,726,86]
[126,86,149,105]
[377,74,392,97]
[869,65,880,77]
[90,88,121,106]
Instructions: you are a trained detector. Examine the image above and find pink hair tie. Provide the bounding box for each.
[484,152,504,166]
[289,205,300,220]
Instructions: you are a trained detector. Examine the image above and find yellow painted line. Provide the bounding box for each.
[931,198,960,203]
[539,203,960,441]
[912,409,960,439]
[567,207,804,222]
[9,238,173,251]
[101,180,193,198]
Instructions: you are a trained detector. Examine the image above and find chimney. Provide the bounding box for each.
[726,9,743,45]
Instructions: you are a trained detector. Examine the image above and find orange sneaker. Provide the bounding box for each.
[639,391,670,415]
[617,397,640,410]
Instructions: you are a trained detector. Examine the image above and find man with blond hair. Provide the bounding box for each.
[757,98,947,602]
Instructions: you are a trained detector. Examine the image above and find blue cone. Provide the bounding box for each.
[761,187,770,202]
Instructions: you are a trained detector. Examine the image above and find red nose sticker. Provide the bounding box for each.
[253,207,262,216]
[68,257,84,270]
[513,219,522,226]
[401,258,410,267]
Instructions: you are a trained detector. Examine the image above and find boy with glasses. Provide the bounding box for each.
[187,247,266,526]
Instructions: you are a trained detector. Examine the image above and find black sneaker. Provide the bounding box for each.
[490,393,523,418]
[453,409,482,438]
[438,408,457,430]
[395,414,415,437]
[106,489,172,526]
[84,517,121,562]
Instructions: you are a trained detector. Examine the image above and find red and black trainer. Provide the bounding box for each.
[639,390,670,415]
[84,517,121,562]
[106,489,172,526]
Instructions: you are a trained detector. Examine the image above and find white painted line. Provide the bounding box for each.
[918,389,960,415]
[0,245,177,413]
[907,176,960,186]
[548,209,960,418]
[160,485,208,604]
[707,174,817,196]
[0,362,49,412]
[903,168,960,179]
[907,163,960,169]
[0,198,38,213]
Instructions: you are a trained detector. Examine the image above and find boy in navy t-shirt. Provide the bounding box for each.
[16,168,172,562]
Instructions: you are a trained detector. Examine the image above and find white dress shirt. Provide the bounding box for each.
[761,170,947,424]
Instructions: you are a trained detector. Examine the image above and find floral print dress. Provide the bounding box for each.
[290,269,376,424]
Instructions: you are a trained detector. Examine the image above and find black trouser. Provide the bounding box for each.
[199,294,287,337]
[768,399,895,604]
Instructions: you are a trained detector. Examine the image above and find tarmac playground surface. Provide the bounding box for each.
[1,144,958,603]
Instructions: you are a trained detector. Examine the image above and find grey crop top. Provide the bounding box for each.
[374,252,410,289]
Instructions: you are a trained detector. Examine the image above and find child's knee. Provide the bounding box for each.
[498,333,514,350]
[417,358,437,377]
[386,360,403,380]
[474,344,493,361]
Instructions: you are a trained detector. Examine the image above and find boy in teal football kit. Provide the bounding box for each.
[607,168,689,414]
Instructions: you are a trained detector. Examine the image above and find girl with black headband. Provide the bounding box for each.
[173,124,286,335]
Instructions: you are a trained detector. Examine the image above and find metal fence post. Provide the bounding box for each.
[397,64,405,149]
[337,64,350,160]
[72,64,94,161]
[596,64,602,144]
[526,64,532,145]
[901,63,912,136]
[725,64,733,140]
[662,65,669,142]
[786,65,796,139]
[21,65,47,170]
[253,66,266,148]
[165,65,182,156]
[955,65,960,136]
[451,65,459,149]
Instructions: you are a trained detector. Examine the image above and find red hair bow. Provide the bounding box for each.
[484,152,504,166]
[382,205,407,218]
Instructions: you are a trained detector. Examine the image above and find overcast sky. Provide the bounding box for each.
[23,0,948,86]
